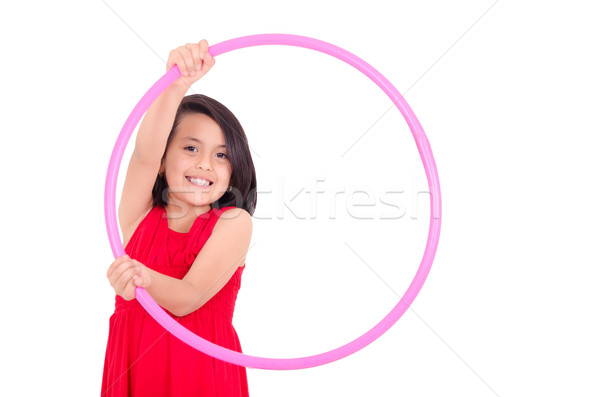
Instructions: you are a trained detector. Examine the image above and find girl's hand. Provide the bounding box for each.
[167,39,216,89]
[106,255,152,301]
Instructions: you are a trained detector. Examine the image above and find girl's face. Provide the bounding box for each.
[160,112,232,214]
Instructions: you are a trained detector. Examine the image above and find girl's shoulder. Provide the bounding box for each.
[215,206,251,222]
[122,205,158,248]
[217,206,248,216]
[212,207,252,237]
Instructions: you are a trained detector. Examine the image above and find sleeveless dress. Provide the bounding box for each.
[101,205,249,397]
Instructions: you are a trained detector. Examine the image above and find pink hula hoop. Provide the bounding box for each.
[104,33,441,370]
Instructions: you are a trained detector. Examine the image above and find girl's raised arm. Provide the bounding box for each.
[118,40,216,243]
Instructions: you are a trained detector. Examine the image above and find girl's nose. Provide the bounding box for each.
[196,157,211,170]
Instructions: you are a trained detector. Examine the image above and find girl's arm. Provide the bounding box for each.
[132,208,252,317]
[118,41,216,241]
[134,40,216,162]
[133,83,188,163]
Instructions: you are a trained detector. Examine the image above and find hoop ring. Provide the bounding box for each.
[105,33,442,370]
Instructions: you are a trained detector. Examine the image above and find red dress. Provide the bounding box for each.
[101,205,249,397]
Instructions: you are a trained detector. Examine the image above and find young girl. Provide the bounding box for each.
[102,40,256,396]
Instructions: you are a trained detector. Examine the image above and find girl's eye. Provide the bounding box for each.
[184,146,227,159]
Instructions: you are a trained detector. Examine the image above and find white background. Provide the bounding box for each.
[1,1,599,396]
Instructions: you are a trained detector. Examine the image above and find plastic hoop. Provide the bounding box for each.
[105,33,441,370]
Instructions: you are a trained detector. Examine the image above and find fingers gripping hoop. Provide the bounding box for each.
[104,33,442,370]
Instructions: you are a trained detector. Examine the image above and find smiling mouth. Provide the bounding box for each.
[186,176,213,187]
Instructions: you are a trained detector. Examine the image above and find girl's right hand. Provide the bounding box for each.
[167,39,216,89]
[106,255,140,301]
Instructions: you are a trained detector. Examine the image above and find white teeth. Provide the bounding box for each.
[187,177,211,187]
